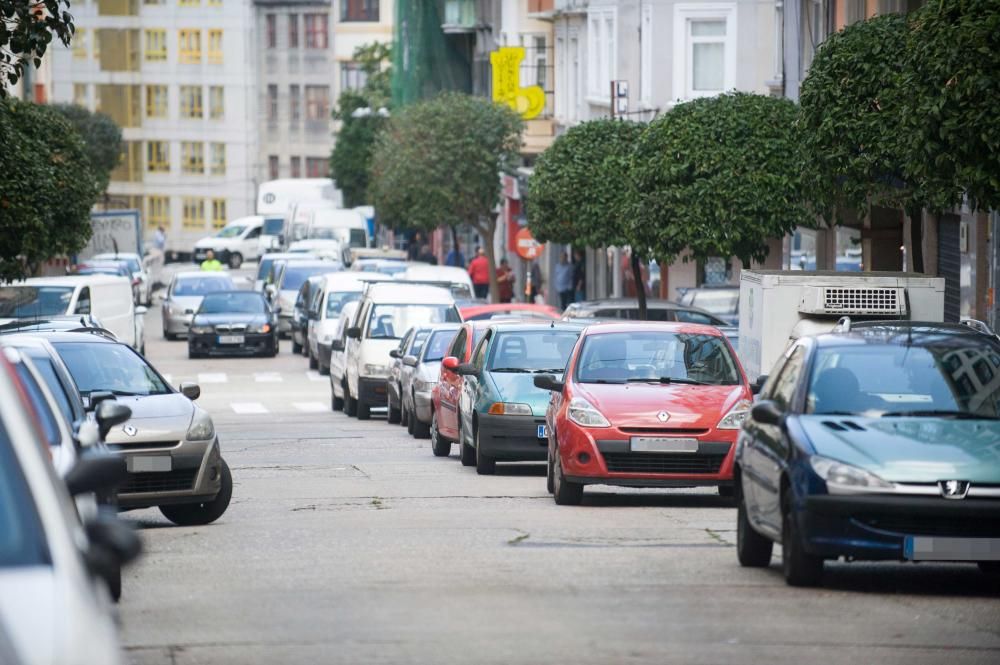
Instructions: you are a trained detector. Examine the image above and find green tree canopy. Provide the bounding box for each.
[370,92,523,300]
[51,103,123,195]
[0,0,76,93]
[0,100,99,280]
[627,92,812,267]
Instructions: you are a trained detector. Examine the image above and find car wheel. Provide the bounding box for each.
[357,397,371,420]
[474,427,496,475]
[407,405,416,435]
[546,446,555,494]
[293,340,302,355]
[401,402,410,428]
[718,484,736,503]
[331,383,344,411]
[344,382,357,417]
[159,460,233,526]
[781,490,823,586]
[164,329,176,341]
[270,338,279,357]
[228,252,243,269]
[552,446,583,505]
[388,400,401,424]
[736,486,773,567]
[430,413,450,457]
[187,347,197,359]
[319,357,330,375]
[412,412,430,439]
[308,352,318,370]
[979,562,1000,575]
[107,562,122,602]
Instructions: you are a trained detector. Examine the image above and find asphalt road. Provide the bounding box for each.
[119,264,1000,665]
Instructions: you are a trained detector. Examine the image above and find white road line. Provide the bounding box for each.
[231,402,269,415]
[198,373,228,384]
[254,372,283,383]
[306,371,325,382]
[293,402,327,413]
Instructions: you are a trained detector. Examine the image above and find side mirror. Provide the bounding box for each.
[346,326,361,339]
[457,362,477,376]
[389,349,401,359]
[86,390,116,412]
[403,355,418,367]
[534,374,564,392]
[331,339,344,352]
[65,454,127,496]
[751,374,768,395]
[441,356,459,372]
[751,400,784,426]
[135,305,148,315]
[84,510,142,591]
[179,382,201,400]
[96,400,131,439]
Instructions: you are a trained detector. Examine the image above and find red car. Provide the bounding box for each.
[459,303,560,321]
[430,320,493,461]
[534,322,754,505]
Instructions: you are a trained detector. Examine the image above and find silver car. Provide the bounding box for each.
[402,324,460,439]
[161,271,234,339]
[387,326,434,425]
[43,332,233,526]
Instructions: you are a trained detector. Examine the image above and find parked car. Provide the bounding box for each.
[459,303,560,321]
[193,216,264,269]
[71,259,138,302]
[291,273,333,356]
[0,315,108,337]
[188,291,279,358]
[678,286,740,326]
[400,264,475,299]
[534,323,752,505]
[288,239,344,262]
[92,252,151,305]
[736,326,1000,586]
[161,271,235,340]
[403,324,461,442]
[307,273,393,375]
[351,258,411,277]
[387,325,435,425]
[254,252,316,292]
[447,321,584,474]
[562,298,729,326]
[329,301,360,412]
[270,259,340,337]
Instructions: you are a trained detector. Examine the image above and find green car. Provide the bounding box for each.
[447,321,584,475]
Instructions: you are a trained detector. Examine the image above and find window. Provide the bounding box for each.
[304,85,329,121]
[145,85,167,118]
[211,199,227,229]
[144,29,166,61]
[586,7,616,99]
[341,0,379,22]
[207,30,223,64]
[265,15,276,48]
[210,143,225,175]
[290,156,301,178]
[769,347,806,411]
[304,14,328,49]
[673,3,736,100]
[73,83,88,106]
[209,86,224,119]
[75,287,91,315]
[148,196,170,229]
[267,84,279,122]
[268,155,279,179]
[179,29,201,64]
[73,28,87,59]
[288,14,299,48]
[306,157,326,178]
[208,0,221,6]
[181,141,204,174]
[180,85,203,118]
[182,198,205,230]
[289,84,301,121]
[147,141,170,172]
[180,0,199,5]
[93,29,100,61]
[340,62,368,92]
[144,0,165,4]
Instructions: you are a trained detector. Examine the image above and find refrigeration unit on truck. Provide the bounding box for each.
[738,270,946,382]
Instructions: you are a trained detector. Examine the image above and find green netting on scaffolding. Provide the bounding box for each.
[392,0,472,107]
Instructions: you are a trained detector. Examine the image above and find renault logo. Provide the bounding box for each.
[122,424,137,437]
[939,480,970,500]
[656,411,670,423]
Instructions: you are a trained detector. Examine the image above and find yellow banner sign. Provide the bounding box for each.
[490,46,545,120]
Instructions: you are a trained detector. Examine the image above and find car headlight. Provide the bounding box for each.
[248,323,272,333]
[487,402,532,416]
[414,379,437,392]
[809,455,894,494]
[717,399,752,430]
[186,408,215,441]
[363,363,390,377]
[189,325,213,334]
[567,397,610,428]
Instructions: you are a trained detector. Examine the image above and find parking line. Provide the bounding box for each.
[198,373,228,384]
[231,402,269,415]
[254,372,283,383]
[306,371,326,382]
[293,402,327,413]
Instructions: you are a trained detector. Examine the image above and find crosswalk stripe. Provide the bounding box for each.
[231,402,268,414]
[254,372,283,383]
[306,371,326,382]
[293,402,327,413]
[198,373,228,384]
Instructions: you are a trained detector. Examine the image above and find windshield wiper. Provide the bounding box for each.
[532,368,564,374]
[109,390,145,396]
[881,409,999,420]
[490,367,526,373]
[625,377,709,385]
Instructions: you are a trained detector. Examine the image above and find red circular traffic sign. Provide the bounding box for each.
[514,228,542,260]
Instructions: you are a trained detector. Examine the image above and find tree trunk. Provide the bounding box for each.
[631,252,647,320]
[473,217,499,303]
[449,225,461,266]
[908,206,924,273]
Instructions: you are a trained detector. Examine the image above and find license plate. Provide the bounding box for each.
[630,437,699,453]
[218,335,244,344]
[127,455,172,473]
[904,536,1000,561]
[537,425,547,438]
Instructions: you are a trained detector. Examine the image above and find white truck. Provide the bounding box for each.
[256,179,343,254]
[738,270,946,382]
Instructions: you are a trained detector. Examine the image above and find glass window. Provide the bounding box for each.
[182,197,205,230]
[179,29,201,64]
[210,143,226,175]
[489,330,580,373]
[14,364,61,447]
[306,157,326,178]
[173,275,234,296]
[304,14,328,48]
[770,347,806,411]
[409,330,431,357]
[145,84,167,118]
[305,85,329,121]
[365,305,460,340]
[180,85,203,118]
[290,156,302,178]
[74,287,90,315]
[673,310,720,325]
[0,422,50,568]
[423,330,457,362]
[575,330,738,385]
[0,287,74,318]
[144,29,166,61]
[289,84,301,122]
[211,198,227,228]
[340,62,368,91]
[73,83,88,106]
[325,291,361,319]
[179,0,199,6]
[341,0,379,22]
[265,14,276,48]
[198,292,265,314]
[268,155,279,179]
[689,290,739,317]
[280,265,332,293]
[148,196,170,228]
[472,332,490,368]
[209,85,224,119]
[288,14,299,47]
[688,19,726,93]
[53,342,171,397]
[30,356,76,425]
[267,84,279,122]
[448,329,467,359]
[207,29,223,64]
[147,140,170,172]
[73,28,87,59]
[181,141,204,174]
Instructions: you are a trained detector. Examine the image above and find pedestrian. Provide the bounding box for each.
[200,249,223,272]
[572,249,586,302]
[555,252,575,310]
[418,244,438,265]
[528,260,543,304]
[497,257,515,303]
[445,243,465,268]
[154,225,167,251]
[408,232,424,261]
[468,246,490,299]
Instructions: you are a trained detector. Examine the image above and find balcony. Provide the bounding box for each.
[442,0,476,33]
[553,0,588,14]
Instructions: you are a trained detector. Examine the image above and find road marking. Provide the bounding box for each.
[306,371,325,382]
[254,372,283,383]
[293,402,327,413]
[231,402,269,414]
[198,373,228,384]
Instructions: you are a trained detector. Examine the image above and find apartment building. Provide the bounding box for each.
[49,0,258,253]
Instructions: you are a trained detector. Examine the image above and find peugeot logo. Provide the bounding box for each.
[122,424,137,437]
[939,480,970,500]
[656,411,670,423]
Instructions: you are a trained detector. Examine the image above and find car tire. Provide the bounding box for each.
[331,385,344,411]
[406,406,416,435]
[187,347,198,359]
[781,491,823,587]
[552,446,583,505]
[357,398,371,420]
[474,428,496,475]
[736,487,773,567]
[412,414,430,439]
[546,446,555,494]
[228,252,243,270]
[430,413,450,457]
[401,402,410,428]
[344,382,357,417]
[319,358,330,375]
[108,563,122,602]
[388,401,401,424]
[293,340,302,355]
[309,353,318,370]
[159,460,233,526]
[164,329,176,341]
[979,562,1000,575]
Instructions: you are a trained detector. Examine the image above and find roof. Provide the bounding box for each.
[488,320,587,333]
[2,330,121,345]
[5,275,130,288]
[567,298,689,310]
[320,272,391,292]
[173,271,233,280]
[580,321,727,337]
[364,282,455,304]
[459,303,559,318]
[261,252,316,260]
[810,329,1000,349]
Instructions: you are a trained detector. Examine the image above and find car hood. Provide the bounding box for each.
[487,372,555,417]
[165,295,204,313]
[797,416,1000,484]
[193,312,269,326]
[577,383,746,429]
[0,568,56,664]
[195,236,238,249]
[102,393,194,445]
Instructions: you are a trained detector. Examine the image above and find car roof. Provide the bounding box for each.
[488,320,587,334]
[1,330,121,345]
[5,275,128,287]
[92,252,140,258]
[568,298,693,309]
[174,270,232,280]
[320,272,390,291]
[811,329,1000,349]
[262,252,316,260]
[424,323,462,333]
[580,321,726,337]
[363,283,455,304]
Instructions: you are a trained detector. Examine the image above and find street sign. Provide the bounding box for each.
[78,210,143,259]
[514,227,543,260]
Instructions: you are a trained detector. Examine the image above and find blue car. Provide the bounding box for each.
[736,326,1000,586]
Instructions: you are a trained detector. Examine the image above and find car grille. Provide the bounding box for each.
[620,427,709,436]
[120,468,198,494]
[852,514,1000,538]
[215,324,248,333]
[602,452,725,474]
[108,441,179,452]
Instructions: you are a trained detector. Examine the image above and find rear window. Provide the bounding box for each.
[488,330,580,373]
[423,330,457,362]
[173,276,234,296]
[0,286,74,318]
[281,265,330,292]
[0,422,50,568]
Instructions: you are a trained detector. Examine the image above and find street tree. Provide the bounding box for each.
[0,0,76,94]
[0,99,99,280]
[50,103,123,196]
[370,92,523,301]
[527,119,647,314]
[627,92,812,272]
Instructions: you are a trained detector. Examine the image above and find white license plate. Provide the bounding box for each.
[630,437,699,453]
[127,455,172,473]
[904,536,1000,561]
[537,425,547,438]
[218,335,244,344]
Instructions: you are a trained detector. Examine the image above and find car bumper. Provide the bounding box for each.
[163,312,194,335]
[358,377,388,406]
[797,493,1000,561]
[477,413,547,461]
[188,332,275,355]
[114,437,224,510]
[414,389,434,423]
[277,314,293,335]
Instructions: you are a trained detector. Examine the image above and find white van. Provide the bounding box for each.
[307,208,370,250]
[257,179,342,254]
[307,273,393,374]
[400,264,475,299]
[285,200,337,248]
[343,282,460,419]
[193,217,264,269]
[0,275,145,352]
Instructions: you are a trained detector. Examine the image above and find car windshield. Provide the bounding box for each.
[173,276,234,296]
[263,217,284,235]
[0,424,49,568]
[75,266,125,276]
[216,225,246,238]
[409,330,431,357]
[0,286,74,318]
[326,290,361,318]
[349,229,367,248]
[256,257,276,283]
[690,290,739,316]
[281,265,329,292]
[488,330,580,373]
[199,292,266,314]
[53,341,171,397]
[365,304,460,340]
[423,330,457,362]
[806,343,1000,418]
[575,331,740,385]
